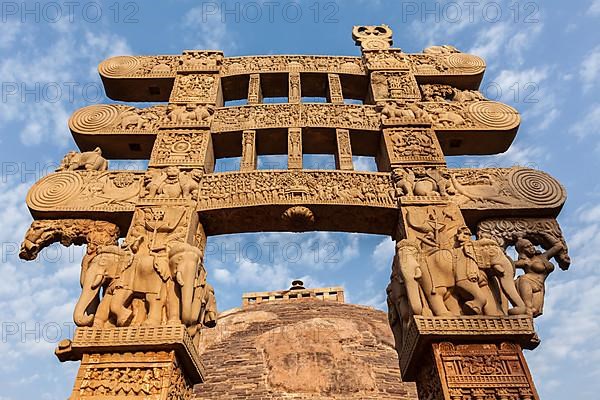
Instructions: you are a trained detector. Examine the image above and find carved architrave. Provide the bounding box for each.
[160,104,214,129]
[25,167,566,219]
[240,130,257,171]
[26,170,142,213]
[69,100,518,137]
[98,52,486,81]
[197,170,396,210]
[247,74,262,104]
[449,167,566,210]
[335,129,353,170]
[301,104,380,131]
[169,73,220,103]
[421,101,520,131]
[288,128,303,169]
[69,104,168,134]
[409,52,486,77]
[371,71,420,102]
[420,84,484,103]
[99,55,180,78]
[149,130,211,168]
[383,128,445,165]
[211,104,302,132]
[221,55,365,76]
[328,74,344,104]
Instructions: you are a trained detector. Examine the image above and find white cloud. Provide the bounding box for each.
[588,0,600,16]
[569,103,600,139]
[371,237,394,271]
[580,46,600,90]
[213,267,234,284]
[183,5,235,52]
[353,156,377,172]
[0,20,22,49]
[0,22,131,148]
[469,22,543,67]
[492,142,545,168]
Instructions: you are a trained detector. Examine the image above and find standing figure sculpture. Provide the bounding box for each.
[515,238,563,317]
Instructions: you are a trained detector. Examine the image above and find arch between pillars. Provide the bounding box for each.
[199,204,399,236]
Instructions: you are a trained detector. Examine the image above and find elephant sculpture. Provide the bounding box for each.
[167,242,203,326]
[471,238,528,316]
[410,245,459,316]
[397,233,528,317]
[187,281,217,348]
[56,147,108,172]
[118,109,145,130]
[395,240,425,316]
[73,245,130,327]
[74,238,215,330]
[109,236,170,327]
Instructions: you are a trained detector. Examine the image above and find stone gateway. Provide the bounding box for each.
[20,24,569,399]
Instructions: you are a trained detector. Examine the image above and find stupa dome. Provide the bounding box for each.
[195,283,418,399]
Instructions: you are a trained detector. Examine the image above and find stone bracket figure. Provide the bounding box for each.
[515,237,564,317]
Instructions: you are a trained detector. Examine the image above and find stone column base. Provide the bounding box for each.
[56,325,204,399]
[401,316,540,400]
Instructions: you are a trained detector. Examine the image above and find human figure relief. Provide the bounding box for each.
[515,237,564,317]
[453,226,489,315]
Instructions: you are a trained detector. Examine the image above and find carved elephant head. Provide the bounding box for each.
[168,242,203,326]
[73,245,129,326]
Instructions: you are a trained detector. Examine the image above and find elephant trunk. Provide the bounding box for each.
[168,243,203,326]
[181,285,195,325]
[179,258,200,326]
[73,290,98,327]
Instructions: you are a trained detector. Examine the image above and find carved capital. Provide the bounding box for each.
[169,73,221,104]
[149,130,213,170]
[371,71,420,102]
[383,128,445,165]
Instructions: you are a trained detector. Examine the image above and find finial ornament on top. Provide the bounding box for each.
[352,24,394,50]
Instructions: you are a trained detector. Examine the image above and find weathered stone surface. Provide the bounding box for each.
[18,22,569,400]
[196,300,418,399]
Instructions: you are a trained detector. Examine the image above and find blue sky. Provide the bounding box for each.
[0,0,599,398]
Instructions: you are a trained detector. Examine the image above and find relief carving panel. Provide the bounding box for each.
[197,170,396,210]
